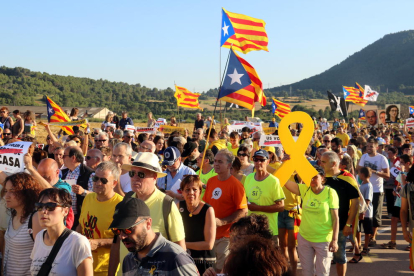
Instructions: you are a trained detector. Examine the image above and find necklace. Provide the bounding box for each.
[188,203,200,217]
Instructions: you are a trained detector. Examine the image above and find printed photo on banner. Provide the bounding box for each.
[365,109,378,128]
[379,110,386,126]
[0,141,32,174]
[385,104,401,124]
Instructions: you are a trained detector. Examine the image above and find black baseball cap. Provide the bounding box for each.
[181,142,197,158]
[109,197,150,230]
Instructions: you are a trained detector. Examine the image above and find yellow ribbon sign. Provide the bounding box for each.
[158,125,186,135]
[274,111,317,187]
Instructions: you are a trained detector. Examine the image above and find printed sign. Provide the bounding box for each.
[155,118,167,128]
[124,125,135,131]
[135,127,156,134]
[406,118,414,128]
[262,127,277,135]
[0,141,32,174]
[228,122,263,135]
[158,125,186,135]
[259,135,282,147]
[390,167,401,178]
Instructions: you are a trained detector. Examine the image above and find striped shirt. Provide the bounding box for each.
[65,164,94,214]
[122,233,199,276]
[3,216,33,275]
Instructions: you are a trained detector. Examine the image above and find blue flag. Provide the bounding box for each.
[410,106,414,115]
[271,100,276,114]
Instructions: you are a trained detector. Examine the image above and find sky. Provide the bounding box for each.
[1,0,413,92]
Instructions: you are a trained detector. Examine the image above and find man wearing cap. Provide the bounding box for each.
[182,142,199,171]
[203,149,248,272]
[109,197,199,275]
[119,111,133,130]
[244,149,285,243]
[156,146,196,200]
[108,152,186,276]
[112,143,133,197]
[77,161,124,276]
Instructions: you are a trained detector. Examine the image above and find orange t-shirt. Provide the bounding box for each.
[203,175,248,239]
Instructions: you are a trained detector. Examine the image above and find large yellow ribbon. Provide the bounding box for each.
[274,111,317,187]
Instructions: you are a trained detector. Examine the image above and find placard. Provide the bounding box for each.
[125,125,135,131]
[259,135,298,147]
[136,127,156,134]
[406,118,414,128]
[390,167,401,178]
[155,118,167,128]
[227,122,262,134]
[0,141,32,174]
[158,125,186,135]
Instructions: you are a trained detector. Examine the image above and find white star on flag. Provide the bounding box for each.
[227,68,244,85]
[333,96,343,115]
[48,108,53,114]
[222,22,229,36]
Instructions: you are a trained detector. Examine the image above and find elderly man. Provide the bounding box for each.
[108,152,186,276]
[366,110,378,127]
[138,140,155,153]
[95,132,109,150]
[122,130,138,152]
[119,111,133,130]
[244,149,285,244]
[203,149,248,272]
[61,146,94,229]
[322,134,332,149]
[192,128,206,153]
[194,112,204,131]
[109,197,199,275]
[53,146,65,170]
[321,151,359,276]
[86,149,103,171]
[156,146,196,200]
[77,161,123,276]
[357,137,390,246]
[112,143,132,196]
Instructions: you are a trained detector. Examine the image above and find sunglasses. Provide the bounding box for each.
[253,157,267,163]
[95,140,107,142]
[86,156,97,160]
[238,153,248,157]
[125,136,134,138]
[35,202,66,212]
[3,133,11,136]
[111,218,148,235]
[129,171,146,178]
[92,175,109,184]
[323,140,331,142]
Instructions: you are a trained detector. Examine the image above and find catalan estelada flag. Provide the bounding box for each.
[359,109,366,120]
[410,106,414,115]
[218,48,266,110]
[354,82,368,107]
[343,85,366,107]
[174,86,201,109]
[271,98,291,119]
[220,8,268,54]
[46,96,74,135]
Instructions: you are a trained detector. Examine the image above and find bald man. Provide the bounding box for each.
[138,140,156,153]
[86,149,103,171]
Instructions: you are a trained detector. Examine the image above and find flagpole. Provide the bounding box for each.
[199,47,232,175]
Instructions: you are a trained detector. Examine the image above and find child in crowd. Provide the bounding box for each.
[359,167,374,256]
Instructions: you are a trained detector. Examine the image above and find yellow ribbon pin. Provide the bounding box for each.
[149,265,156,275]
[274,111,318,187]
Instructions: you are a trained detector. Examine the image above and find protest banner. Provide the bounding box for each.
[259,135,282,147]
[158,125,186,135]
[136,127,156,134]
[262,127,276,135]
[228,122,262,134]
[406,118,414,128]
[124,125,135,131]
[0,141,32,174]
[155,118,167,128]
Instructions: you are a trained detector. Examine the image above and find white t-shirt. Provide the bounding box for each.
[359,153,389,193]
[120,172,132,193]
[30,230,92,276]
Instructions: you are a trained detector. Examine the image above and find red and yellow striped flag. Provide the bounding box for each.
[174,86,201,109]
[221,8,268,54]
[272,98,291,119]
[46,96,74,134]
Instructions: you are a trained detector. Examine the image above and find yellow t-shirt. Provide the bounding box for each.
[244,173,285,235]
[227,144,239,156]
[79,192,123,276]
[117,189,186,275]
[336,133,350,146]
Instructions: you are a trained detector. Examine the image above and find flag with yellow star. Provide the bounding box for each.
[174,86,202,109]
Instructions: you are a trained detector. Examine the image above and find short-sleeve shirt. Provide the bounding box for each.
[203,175,248,239]
[359,153,389,193]
[298,184,339,242]
[118,189,186,276]
[194,119,204,130]
[156,163,196,191]
[336,133,350,146]
[399,183,414,230]
[79,193,123,275]
[359,182,373,218]
[199,168,217,200]
[324,171,360,230]
[244,173,285,235]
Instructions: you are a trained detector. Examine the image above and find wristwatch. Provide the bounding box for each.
[346,223,352,228]
[81,190,87,197]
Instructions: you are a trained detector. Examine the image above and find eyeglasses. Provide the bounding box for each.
[95,140,107,143]
[3,133,11,136]
[85,156,97,160]
[323,140,331,142]
[92,175,109,184]
[253,157,267,163]
[125,136,134,138]
[238,153,248,157]
[93,133,99,135]
[111,218,148,235]
[129,171,146,178]
[35,202,66,212]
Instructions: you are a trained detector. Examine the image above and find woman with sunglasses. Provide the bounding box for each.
[179,175,216,274]
[0,107,14,132]
[1,173,43,275]
[237,146,254,176]
[30,188,93,275]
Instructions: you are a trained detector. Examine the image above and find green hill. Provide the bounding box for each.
[269,30,414,95]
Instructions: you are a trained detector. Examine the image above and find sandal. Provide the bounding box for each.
[331,260,336,265]
[361,248,370,256]
[348,254,363,263]
[369,239,377,247]
[380,241,396,249]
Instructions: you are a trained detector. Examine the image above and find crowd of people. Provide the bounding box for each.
[0,107,413,276]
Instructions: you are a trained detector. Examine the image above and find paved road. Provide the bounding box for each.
[297,204,412,275]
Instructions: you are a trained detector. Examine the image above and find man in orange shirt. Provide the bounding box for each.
[203,149,248,273]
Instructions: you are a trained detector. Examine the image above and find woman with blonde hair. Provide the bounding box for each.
[147,112,156,127]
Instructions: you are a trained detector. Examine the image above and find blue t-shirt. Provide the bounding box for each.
[360,182,373,218]
[53,179,72,193]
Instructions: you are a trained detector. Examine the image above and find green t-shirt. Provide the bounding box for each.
[227,144,239,156]
[199,168,218,200]
[298,184,339,243]
[244,173,285,235]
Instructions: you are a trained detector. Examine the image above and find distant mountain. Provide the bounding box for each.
[269,30,414,94]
